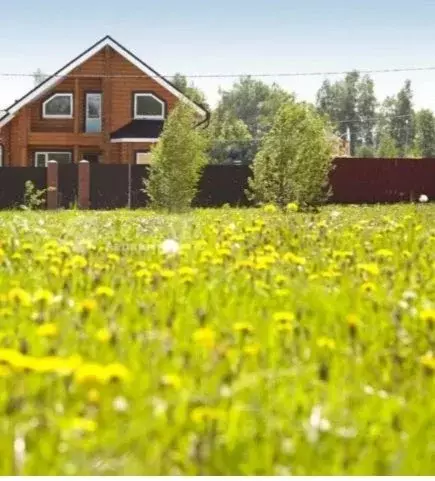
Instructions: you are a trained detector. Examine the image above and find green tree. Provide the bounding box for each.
[146,102,208,211]
[249,101,333,208]
[377,132,398,158]
[171,73,209,109]
[414,109,435,157]
[355,145,375,158]
[207,111,252,164]
[358,75,377,148]
[317,72,377,156]
[390,80,414,156]
[216,77,292,138]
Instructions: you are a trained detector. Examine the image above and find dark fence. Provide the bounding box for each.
[193,165,250,207]
[1,158,435,209]
[58,164,78,208]
[90,164,129,209]
[131,165,150,208]
[0,167,46,209]
[330,158,435,203]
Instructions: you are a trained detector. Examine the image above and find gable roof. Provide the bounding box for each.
[0,35,208,128]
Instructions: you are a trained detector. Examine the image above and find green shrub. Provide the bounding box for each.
[249,101,334,208]
[146,102,208,211]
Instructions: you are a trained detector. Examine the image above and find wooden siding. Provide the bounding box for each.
[2,45,180,166]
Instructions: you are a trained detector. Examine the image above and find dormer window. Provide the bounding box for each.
[42,93,73,119]
[134,93,165,120]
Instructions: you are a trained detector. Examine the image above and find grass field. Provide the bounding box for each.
[0,205,434,475]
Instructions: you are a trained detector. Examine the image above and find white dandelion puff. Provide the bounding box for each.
[160,239,180,255]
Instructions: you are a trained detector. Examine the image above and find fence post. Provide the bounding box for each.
[78,160,90,209]
[46,160,58,210]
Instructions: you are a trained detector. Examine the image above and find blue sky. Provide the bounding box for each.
[1,0,435,111]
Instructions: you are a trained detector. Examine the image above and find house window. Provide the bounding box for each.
[0,145,3,167]
[42,93,73,118]
[34,151,72,167]
[134,93,165,119]
[135,151,152,165]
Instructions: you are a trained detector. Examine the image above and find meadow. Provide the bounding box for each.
[0,205,434,475]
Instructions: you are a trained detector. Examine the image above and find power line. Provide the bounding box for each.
[1,66,435,79]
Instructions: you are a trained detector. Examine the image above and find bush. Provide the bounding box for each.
[146,102,208,211]
[249,101,334,208]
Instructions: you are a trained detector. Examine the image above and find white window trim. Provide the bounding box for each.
[134,93,165,120]
[42,93,73,119]
[34,151,72,167]
[110,138,159,143]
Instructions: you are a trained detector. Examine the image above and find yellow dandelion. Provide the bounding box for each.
[67,417,98,433]
[192,327,217,349]
[420,352,435,372]
[286,202,299,212]
[375,249,394,259]
[49,266,60,277]
[33,289,55,305]
[243,343,261,356]
[95,328,112,343]
[233,322,255,335]
[178,266,197,277]
[283,252,307,266]
[37,323,59,338]
[32,355,82,376]
[273,311,295,324]
[160,269,175,280]
[191,406,225,424]
[74,363,108,385]
[95,286,115,298]
[316,337,336,350]
[360,282,377,293]
[161,373,182,390]
[105,363,131,383]
[107,253,120,263]
[420,309,435,327]
[69,255,88,269]
[263,204,277,213]
[8,287,31,306]
[346,314,361,327]
[78,299,97,315]
[357,263,380,276]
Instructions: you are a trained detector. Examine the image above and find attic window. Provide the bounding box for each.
[134,93,165,120]
[42,93,73,118]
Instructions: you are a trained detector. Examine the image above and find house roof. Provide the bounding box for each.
[0,35,208,128]
[110,119,164,142]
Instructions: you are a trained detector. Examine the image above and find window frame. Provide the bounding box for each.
[34,151,73,167]
[133,93,165,120]
[135,150,152,165]
[42,93,74,119]
[0,144,3,167]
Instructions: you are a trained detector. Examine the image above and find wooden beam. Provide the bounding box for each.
[102,46,112,164]
[74,78,80,134]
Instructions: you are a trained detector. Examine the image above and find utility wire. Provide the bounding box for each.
[0,65,435,79]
